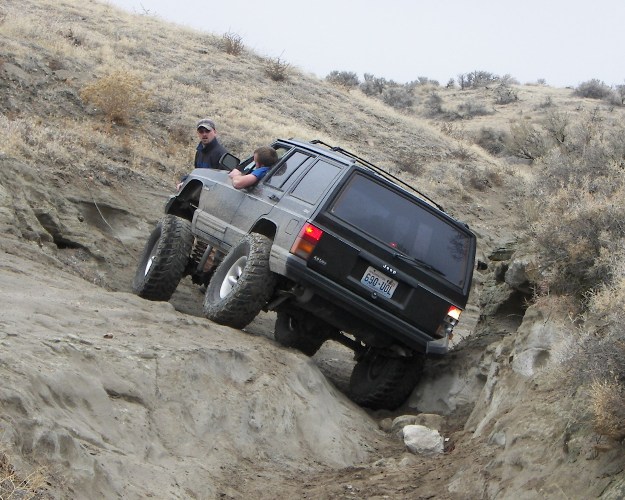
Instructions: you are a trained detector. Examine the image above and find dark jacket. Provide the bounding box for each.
[194,138,228,170]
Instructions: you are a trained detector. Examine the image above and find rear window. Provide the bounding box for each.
[329,173,472,287]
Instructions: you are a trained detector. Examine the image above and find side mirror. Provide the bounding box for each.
[219,152,241,171]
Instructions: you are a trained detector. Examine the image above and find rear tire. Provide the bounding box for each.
[203,233,276,329]
[274,311,328,356]
[348,351,423,410]
[132,215,193,301]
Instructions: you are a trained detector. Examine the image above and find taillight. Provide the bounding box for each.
[436,305,463,339]
[290,223,324,260]
[447,306,462,322]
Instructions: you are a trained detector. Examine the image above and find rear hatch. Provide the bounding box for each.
[305,170,476,338]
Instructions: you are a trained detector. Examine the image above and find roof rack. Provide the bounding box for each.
[309,139,444,212]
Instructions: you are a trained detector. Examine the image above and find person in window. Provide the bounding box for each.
[177,118,229,189]
[228,146,278,189]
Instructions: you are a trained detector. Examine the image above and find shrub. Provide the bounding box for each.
[590,378,625,440]
[425,92,444,117]
[526,108,625,297]
[616,84,625,105]
[360,73,387,96]
[264,56,290,82]
[458,70,499,89]
[80,70,150,124]
[456,100,492,119]
[475,127,508,155]
[221,32,244,56]
[574,79,612,99]
[494,83,518,104]
[543,110,570,147]
[325,70,360,88]
[381,86,414,110]
[507,120,548,160]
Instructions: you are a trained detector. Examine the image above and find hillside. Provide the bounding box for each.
[2,0,625,498]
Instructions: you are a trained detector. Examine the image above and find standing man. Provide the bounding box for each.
[194,118,228,170]
[178,118,229,189]
[228,146,278,189]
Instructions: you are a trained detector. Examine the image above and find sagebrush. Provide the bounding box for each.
[80,70,150,124]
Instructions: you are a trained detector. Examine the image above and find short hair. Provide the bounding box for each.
[254,146,278,167]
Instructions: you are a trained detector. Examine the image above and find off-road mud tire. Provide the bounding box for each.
[274,311,327,356]
[203,233,276,329]
[132,215,193,301]
[348,351,424,410]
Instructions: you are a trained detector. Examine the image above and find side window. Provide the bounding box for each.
[290,160,342,204]
[264,151,312,189]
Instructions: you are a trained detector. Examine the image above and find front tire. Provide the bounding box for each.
[348,351,423,410]
[203,233,276,329]
[132,215,193,301]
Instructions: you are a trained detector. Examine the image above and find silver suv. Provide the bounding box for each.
[133,139,477,410]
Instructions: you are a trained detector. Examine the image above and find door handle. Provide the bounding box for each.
[268,194,280,201]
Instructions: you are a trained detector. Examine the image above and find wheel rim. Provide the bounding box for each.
[219,256,247,298]
[144,247,159,276]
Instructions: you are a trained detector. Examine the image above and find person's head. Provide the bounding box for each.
[253,146,278,167]
[196,118,216,145]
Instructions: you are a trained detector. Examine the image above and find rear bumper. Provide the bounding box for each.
[285,257,448,354]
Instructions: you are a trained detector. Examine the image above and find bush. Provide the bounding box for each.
[360,73,387,96]
[526,107,625,297]
[264,57,290,82]
[381,86,414,110]
[425,92,444,117]
[590,379,625,440]
[475,127,508,155]
[543,110,570,147]
[457,70,499,89]
[221,32,244,55]
[326,71,360,88]
[455,100,492,119]
[507,120,548,160]
[616,84,625,105]
[494,83,518,104]
[80,70,150,124]
[574,79,612,100]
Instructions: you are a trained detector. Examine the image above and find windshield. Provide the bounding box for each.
[329,174,472,287]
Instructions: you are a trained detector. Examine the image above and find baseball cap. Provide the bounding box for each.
[197,118,216,131]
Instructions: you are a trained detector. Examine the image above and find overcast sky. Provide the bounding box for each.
[106,0,624,89]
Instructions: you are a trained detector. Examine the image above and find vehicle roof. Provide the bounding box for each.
[276,138,356,166]
[275,138,446,213]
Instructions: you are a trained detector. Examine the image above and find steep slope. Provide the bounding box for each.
[2,0,624,499]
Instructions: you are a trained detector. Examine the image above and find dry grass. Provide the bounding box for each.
[591,379,625,441]
[80,69,150,124]
[0,451,49,499]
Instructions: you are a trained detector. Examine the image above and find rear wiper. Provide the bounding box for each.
[393,252,446,276]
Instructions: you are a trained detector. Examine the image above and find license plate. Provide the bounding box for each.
[360,266,398,299]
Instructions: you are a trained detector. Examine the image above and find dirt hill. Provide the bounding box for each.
[1,0,625,498]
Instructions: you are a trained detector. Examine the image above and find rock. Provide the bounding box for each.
[488,243,515,261]
[391,414,445,436]
[402,425,444,455]
[378,417,393,433]
[504,259,533,293]
[510,302,572,377]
